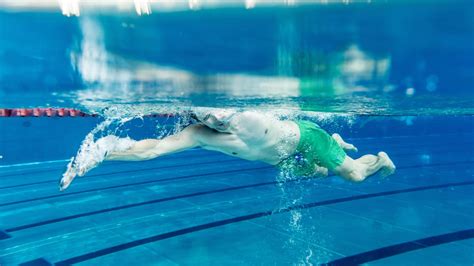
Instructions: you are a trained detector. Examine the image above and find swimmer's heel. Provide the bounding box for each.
[378,152,396,178]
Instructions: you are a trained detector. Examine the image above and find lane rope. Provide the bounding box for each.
[0,108,175,118]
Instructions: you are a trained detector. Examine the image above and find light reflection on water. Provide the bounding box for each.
[64,13,472,116]
[0,3,473,116]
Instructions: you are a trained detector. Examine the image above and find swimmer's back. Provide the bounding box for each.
[228,112,300,164]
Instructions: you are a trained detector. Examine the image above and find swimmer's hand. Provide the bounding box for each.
[59,135,135,191]
[59,155,103,191]
[59,157,76,191]
[58,136,112,191]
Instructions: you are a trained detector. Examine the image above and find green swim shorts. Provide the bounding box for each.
[277,120,346,176]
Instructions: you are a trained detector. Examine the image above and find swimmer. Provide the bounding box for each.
[59,109,395,191]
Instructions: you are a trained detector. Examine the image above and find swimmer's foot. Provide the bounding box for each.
[377,151,396,178]
[332,133,358,152]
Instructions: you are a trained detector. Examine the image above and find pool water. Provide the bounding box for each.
[1,115,473,265]
[1,1,474,265]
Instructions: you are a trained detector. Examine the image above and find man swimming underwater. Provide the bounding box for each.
[59,109,396,190]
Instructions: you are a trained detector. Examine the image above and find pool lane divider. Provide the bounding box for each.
[47,180,474,265]
[0,108,175,118]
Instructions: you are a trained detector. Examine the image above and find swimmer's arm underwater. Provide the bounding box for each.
[106,124,202,161]
[59,124,204,191]
[60,123,242,190]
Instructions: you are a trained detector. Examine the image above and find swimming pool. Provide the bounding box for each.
[1,1,474,265]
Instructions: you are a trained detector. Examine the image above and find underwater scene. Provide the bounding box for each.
[0,0,473,265]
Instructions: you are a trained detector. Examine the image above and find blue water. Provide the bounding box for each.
[1,1,474,265]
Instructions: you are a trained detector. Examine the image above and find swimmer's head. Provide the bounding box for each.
[194,108,237,132]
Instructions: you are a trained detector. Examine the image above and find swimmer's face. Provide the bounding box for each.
[196,109,236,132]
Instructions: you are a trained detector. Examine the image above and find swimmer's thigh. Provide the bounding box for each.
[311,127,347,171]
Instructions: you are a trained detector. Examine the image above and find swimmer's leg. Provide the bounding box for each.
[334,152,396,182]
[332,133,358,152]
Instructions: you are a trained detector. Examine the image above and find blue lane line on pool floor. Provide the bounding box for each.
[1,159,472,239]
[3,160,473,235]
[0,152,230,179]
[0,149,223,178]
[18,258,53,266]
[0,165,272,207]
[0,157,241,190]
[322,228,474,265]
[1,147,471,207]
[0,230,11,240]
[49,180,474,265]
[1,159,472,236]
[4,180,276,233]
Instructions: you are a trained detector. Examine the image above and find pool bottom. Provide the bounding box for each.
[1,132,473,265]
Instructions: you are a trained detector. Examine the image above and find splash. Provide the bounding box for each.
[59,116,136,190]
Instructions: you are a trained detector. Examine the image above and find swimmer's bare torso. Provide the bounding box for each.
[192,110,300,165]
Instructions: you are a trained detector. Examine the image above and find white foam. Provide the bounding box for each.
[62,117,136,181]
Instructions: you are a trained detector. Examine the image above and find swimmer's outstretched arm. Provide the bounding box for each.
[106,124,202,161]
[60,125,204,191]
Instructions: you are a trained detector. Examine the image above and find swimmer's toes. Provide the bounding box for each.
[348,144,358,153]
[380,167,395,178]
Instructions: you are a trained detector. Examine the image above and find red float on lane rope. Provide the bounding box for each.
[0,108,175,118]
[0,108,90,117]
